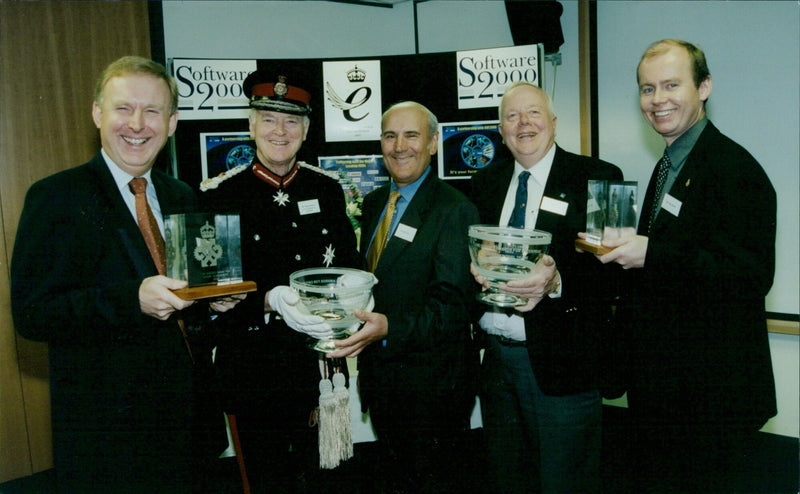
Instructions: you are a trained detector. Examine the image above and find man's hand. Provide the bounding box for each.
[139,276,195,320]
[499,254,559,312]
[209,293,247,313]
[470,262,491,290]
[599,235,648,269]
[326,309,388,358]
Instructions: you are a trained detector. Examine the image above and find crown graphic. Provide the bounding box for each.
[347,65,366,83]
[199,221,216,239]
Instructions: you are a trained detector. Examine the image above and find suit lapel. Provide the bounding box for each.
[88,155,158,277]
[482,160,514,224]
[534,147,573,234]
[372,174,435,276]
[644,124,713,235]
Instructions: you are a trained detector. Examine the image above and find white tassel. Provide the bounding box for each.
[318,371,353,469]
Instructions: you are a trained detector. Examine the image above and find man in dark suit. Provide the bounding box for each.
[598,39,777,493]
[469,82,622,493]
[329,101,480,492]
[10,56,239,493]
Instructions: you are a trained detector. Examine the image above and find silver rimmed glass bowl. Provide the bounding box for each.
[289,267,375,352]
[468,225,552,307]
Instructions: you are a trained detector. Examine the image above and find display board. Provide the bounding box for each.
[170,45,544,199]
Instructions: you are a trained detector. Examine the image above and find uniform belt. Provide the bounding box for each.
[492,334,527,347]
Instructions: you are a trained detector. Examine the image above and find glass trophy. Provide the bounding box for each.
[289,267,376,353]
[468,225,552,307]
[164,212,256,300]
[576,180,638,254]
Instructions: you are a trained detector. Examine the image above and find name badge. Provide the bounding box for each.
[394,223,417,242]
[661,193,682,217]
[540,196,569,216]
[297,199,321,215]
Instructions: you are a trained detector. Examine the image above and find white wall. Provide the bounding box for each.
[162,0,799,438]
[596,0,799,317]
[596,0,799,438]
[162,0,582,153]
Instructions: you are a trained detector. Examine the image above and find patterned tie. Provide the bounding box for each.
[367,190,401,272]
[129,177,166,275]
[129,177,195,363]
[508,171,531,228]
[648,149,672,233]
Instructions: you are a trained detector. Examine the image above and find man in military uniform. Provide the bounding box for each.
[199,72,359,491]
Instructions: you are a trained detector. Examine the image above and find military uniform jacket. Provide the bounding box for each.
[199,161,359,413]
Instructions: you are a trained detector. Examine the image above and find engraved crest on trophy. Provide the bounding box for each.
[576,180,638,255]
[164,212,256,300]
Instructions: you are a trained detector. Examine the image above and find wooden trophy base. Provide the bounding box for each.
[574,238,611,256]
[173,281,257,300]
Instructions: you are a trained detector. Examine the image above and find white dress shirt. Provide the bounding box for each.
[480,145,556,341]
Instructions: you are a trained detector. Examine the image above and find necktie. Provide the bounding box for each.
[648,149,672,233]
[129,177,166,274]
[367,190,401,271]
[129,177,195,363]
[508,171,531,228]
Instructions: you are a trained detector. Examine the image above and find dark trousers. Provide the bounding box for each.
[480,335,602,493]
[626,395,763,494]
[367,389,473,493]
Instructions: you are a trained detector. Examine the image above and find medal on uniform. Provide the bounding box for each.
[273,189,290,206]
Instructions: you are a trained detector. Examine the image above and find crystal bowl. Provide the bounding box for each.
[468,224,552,307]
[289,267,376,351]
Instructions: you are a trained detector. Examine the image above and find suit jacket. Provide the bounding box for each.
[620,121,777,428]
[469,145,622,396]
[11,153,206,492]
[357,171,481,428]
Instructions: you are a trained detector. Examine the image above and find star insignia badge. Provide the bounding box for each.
[273,190,290,206]
[322,244,335,267]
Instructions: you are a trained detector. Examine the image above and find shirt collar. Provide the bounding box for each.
[392,165,431,202]
[514,143,556,186]
[666,117,707,170]
[101,148,154,193]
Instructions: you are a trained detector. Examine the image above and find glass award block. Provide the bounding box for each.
[578,181,638,254]
[605,181,638,240]
[164,213,254,299]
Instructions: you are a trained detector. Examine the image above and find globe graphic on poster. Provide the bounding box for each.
[460,133,495,169]
[226,144,256,170]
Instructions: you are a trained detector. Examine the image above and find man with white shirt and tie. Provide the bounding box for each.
[10,56,241,493]
[469,82,622,493]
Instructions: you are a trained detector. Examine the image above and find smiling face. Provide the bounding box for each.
[637,44,712,146]
[498,84,557,169]
[249,110,309,174]
[92,73,177,176]
[380,104,438,188]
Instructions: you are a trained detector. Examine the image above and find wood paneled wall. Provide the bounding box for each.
[0,1,151,482]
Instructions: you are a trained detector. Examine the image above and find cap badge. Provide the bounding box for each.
[274,75,288,98]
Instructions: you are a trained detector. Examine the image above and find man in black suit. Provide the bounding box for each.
[330,101,480,492]
[598,39,777,493]
[11,56,240,493]
[469,82,622,493]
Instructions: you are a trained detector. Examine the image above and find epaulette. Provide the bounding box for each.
[200,163,250,192]
[299,161,340,182]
